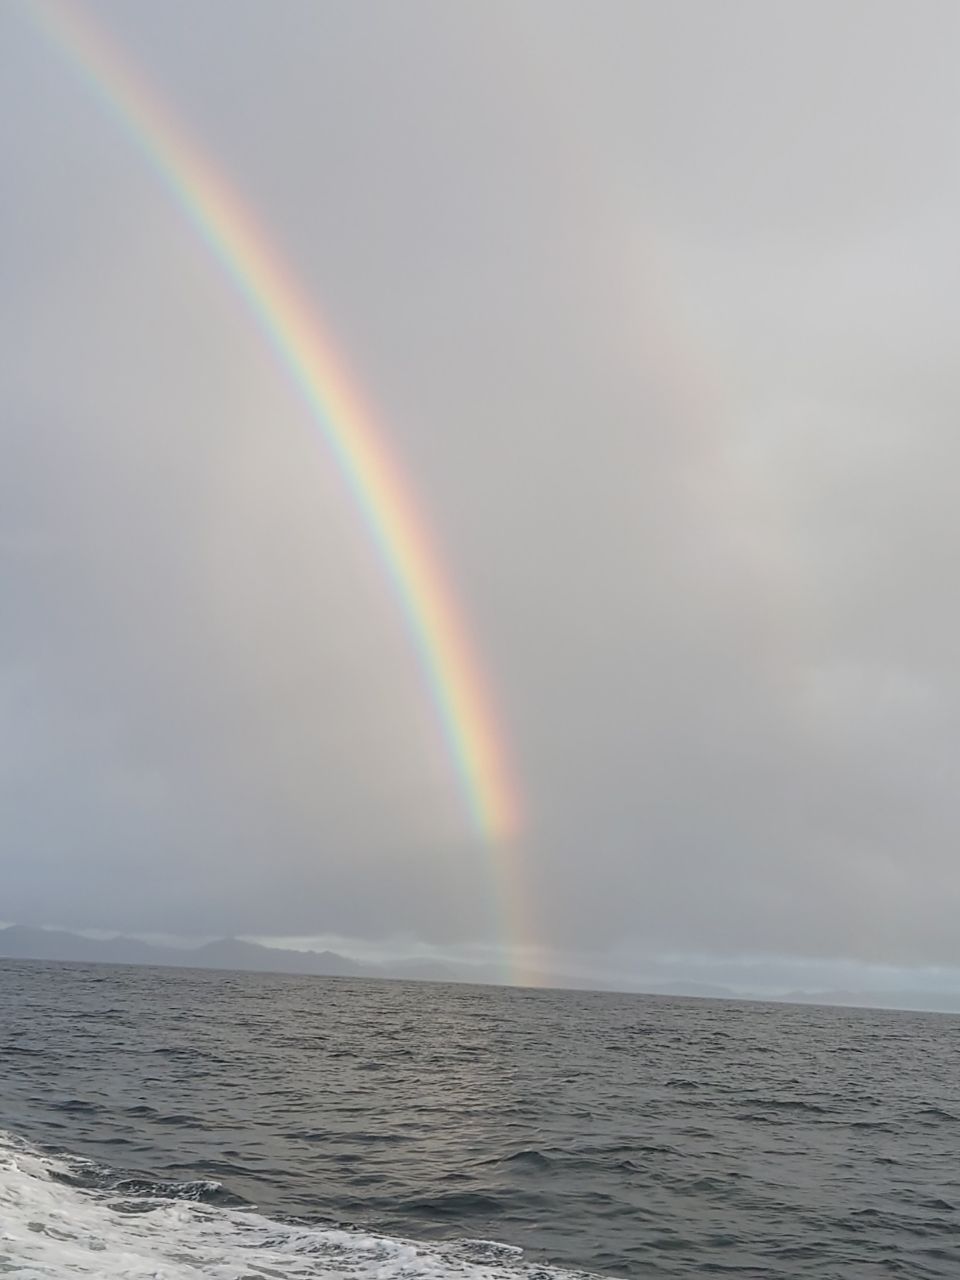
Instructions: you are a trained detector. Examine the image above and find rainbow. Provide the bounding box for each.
[27,2,521,854]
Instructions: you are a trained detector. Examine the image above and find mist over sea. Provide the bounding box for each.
[3,960,960,1279]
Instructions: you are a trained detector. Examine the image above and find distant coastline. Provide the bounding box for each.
[3,925,960,1014]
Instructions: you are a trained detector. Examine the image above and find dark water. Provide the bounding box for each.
[3,959,960,1278]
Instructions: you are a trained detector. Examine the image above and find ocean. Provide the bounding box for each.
[2,961,959,1279]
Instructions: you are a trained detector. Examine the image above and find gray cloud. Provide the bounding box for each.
[3,0,960,977]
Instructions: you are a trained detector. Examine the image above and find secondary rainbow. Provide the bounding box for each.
[28,1,521,853]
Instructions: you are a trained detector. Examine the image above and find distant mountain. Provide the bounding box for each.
[0,926,500,986]
[4,927,960,1011]
[0,926,539,987]
[0,926,373,979]
[190,937,366,977]
[0,925,167,967]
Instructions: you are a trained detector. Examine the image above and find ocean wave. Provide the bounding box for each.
[0,1130,596,1280]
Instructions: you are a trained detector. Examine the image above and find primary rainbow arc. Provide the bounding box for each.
[29,1,521,855]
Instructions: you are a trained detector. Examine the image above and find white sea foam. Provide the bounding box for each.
[0,1131,583,1280]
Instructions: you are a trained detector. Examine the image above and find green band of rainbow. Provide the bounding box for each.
[29,0,520,852]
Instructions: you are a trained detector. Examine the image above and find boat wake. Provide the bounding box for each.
[0,1129,590,1280]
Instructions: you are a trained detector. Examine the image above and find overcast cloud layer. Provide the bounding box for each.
[3,1,960,981]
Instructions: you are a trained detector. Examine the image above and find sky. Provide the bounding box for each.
[3,0,960,989]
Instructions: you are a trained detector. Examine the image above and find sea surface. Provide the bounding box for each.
[2,961,960,1279]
